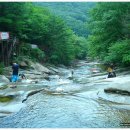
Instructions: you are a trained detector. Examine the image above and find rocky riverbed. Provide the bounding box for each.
[0,60,73,117]
[0,60,130,128]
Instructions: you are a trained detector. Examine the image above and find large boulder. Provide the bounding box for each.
[19,61,28,69]
[0,75,10,83]
[35,63,51,73]
[104,88,130,96]
[18,60,56,75]
[30,62,52,74]
[48,66,59,74]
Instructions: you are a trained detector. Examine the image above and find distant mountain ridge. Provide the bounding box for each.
[35,2,96,37]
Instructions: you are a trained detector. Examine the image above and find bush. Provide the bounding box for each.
[20,43,45,62]
[49,55,59,65]
[104,39,130,66]
[31,48,45,61]
[20,43,31,56]
[74,36,88,60]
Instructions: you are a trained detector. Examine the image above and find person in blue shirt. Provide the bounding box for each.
[11,63,19,82]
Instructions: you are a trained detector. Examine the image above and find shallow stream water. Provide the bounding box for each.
[0,61,130,128]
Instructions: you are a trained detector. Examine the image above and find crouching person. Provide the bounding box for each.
[19,73,26,79]
[107,63,116,78]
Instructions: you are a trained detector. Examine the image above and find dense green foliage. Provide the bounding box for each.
[105,40,130,66]
[0,3,29,38]
[87,2,130,66]
[19,43,45,62]
[2,2,130,67]
[0,2,90,65]
[73,36,88,59]
[35,2,95,37]
[0,62,4,74]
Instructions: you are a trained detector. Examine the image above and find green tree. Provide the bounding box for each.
[87,2,130,64]
[0,2,29,38]
[104,40,130,66]
[43,16,75,65]
[73,35,88,59]
[0,2,86,66]
[35,2,95,37]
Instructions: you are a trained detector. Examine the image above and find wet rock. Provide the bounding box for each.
[25,70,42,75]
[0,85,9,90]
[0,95,14,102]
[91,68,100,73]
[55,87,64,92]
[0,75,10,83]
[30,62,51,74]
[19,61,28,69]
[48,67,59,74]
[0,112,12,118]
[25,73,49,80]
[49,75,60,80]
[68,77,73,80]
[43,75,51,81]
[10,86,17,89]
[22,88,45,103]
[0,102,26,115]
[18,78,39,84]
[58,64,67,69]
[104,88,130,96]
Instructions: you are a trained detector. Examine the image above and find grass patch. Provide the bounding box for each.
[0,85,8,90]
[0,95,14,102]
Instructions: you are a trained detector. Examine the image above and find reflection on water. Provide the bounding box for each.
[0,62,130,128]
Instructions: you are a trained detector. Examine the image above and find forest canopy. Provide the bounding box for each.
[1,2,130,67]
[87,2,130,66]
[0,2,89,66]
[35,2,95,37]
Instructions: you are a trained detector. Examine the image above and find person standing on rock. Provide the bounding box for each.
[11,63,19,82]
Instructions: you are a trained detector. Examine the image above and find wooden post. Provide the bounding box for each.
[0,41,1,62]
[1,41,4,65]
[6,40,9,66]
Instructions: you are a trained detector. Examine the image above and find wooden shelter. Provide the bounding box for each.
[0,32,18,66]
